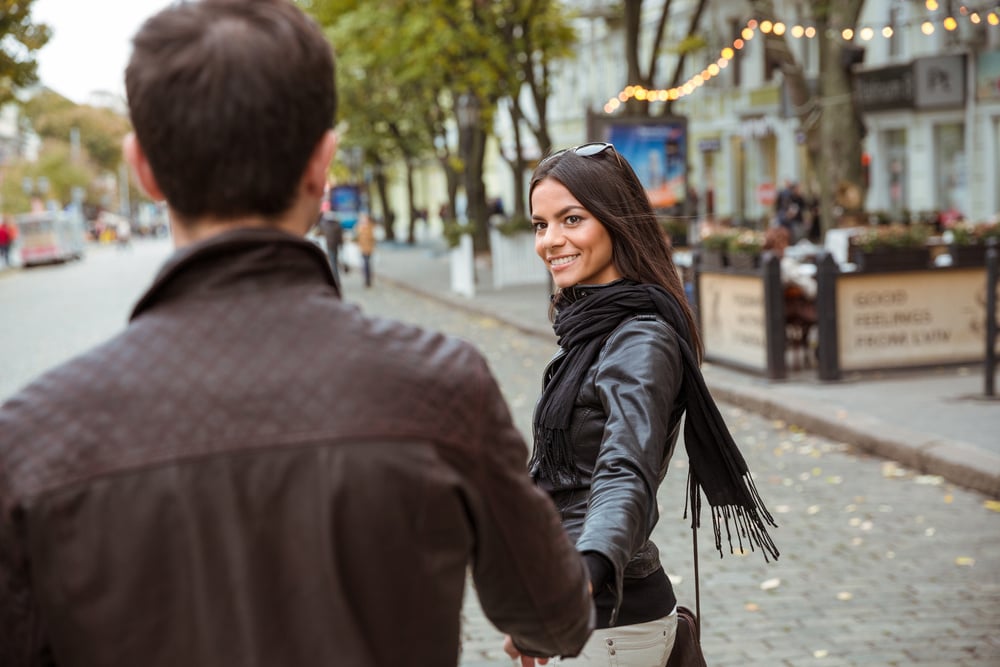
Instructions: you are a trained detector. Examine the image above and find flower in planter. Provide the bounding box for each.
[699,228,739,251]
[947,221,1000,246]
[852,223,931,252]
[726,229,766,256]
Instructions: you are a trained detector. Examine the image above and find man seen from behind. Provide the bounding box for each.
[0,1,593,665]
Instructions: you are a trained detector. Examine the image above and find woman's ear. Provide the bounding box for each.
[123,133,166,202]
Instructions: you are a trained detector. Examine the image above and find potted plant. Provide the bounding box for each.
[660,217,689,248]
[698,228,738,269]
[948,221,1000,267]
[849,223,932,271]
[725,229,765,270]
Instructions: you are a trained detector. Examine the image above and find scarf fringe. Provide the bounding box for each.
[686,470,779,562]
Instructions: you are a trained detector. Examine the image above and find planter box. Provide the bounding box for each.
[850,246,931,272]
[727,253,760,270]
[949,244,987,267]
[700,248,727,270]
[489,229,547,289]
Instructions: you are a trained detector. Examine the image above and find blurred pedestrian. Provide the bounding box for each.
[116,217,132,250]
[775,180,805,242]
[320,208,343,284]
[513,142,779,666]
[0,216,12,267]
[0,2,593,666]
[355,212,376,287]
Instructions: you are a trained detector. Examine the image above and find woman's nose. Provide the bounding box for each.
[541,225,564,248]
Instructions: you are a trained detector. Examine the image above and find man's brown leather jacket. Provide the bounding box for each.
[0,229,593,666]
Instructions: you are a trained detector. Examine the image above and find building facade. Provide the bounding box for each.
[381,0,1000,241]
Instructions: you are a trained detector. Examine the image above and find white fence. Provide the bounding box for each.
[489,229,547,289]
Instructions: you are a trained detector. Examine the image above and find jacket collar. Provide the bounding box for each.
[556,278,635,307]
[130,227,338,321]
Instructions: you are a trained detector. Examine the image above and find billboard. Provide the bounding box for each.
[590,114,688,213]
[329,184,362,230]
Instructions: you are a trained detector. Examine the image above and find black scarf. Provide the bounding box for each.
[531,281,779,561]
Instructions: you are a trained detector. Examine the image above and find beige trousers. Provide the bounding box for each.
[553,611,677,666]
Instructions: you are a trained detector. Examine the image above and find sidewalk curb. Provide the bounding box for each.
[706,383,1000,498]
[378,274,1000,498]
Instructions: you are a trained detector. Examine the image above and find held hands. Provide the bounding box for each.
[501,577,593,663]
[502,635,548,666]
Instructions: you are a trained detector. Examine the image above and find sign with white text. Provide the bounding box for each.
[700,273,767,371]
[837,269,998,370]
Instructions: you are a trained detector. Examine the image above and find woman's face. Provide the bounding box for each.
[531,177,621,289]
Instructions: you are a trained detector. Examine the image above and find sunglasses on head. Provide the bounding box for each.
[539,142,619,166]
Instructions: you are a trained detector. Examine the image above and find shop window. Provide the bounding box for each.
[885,129,907,215]
[934,123,966,218]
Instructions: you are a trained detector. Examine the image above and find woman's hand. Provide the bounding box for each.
[502,635,549,666]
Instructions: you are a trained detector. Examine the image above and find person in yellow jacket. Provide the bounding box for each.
[355,213,376,287]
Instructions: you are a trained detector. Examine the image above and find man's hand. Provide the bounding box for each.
[502,635,549,666]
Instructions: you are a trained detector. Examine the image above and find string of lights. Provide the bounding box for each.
[602,2,1000,114]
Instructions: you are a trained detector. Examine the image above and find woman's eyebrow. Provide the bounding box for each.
[534,205,585,220]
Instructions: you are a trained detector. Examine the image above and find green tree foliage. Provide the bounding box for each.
[302,0,576,248]
[0,0,51,105]
[0,139,94,213]
[24,89,132,173]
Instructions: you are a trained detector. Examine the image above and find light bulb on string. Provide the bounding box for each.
[882,26,894,37]
[774,22,786,35]
[805,26,816,38]
[841,28,854,40]
[860,27,874,40]
[921,21,935,34]
[943,16,958,30]
[791,25,804,38]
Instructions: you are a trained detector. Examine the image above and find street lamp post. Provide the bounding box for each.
[450,93,479,298]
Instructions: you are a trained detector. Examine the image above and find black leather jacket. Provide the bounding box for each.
[531,282,685,614]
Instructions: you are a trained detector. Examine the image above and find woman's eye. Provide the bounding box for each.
[565,215,582,224]
[532,221,547,232]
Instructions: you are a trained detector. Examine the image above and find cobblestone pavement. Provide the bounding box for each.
[338,268,1000,667]
[3,239,998,666]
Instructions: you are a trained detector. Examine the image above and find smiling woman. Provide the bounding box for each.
[531,179,620,289]
[506,142,779,667]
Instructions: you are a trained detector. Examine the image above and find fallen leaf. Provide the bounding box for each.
[836,591,853,601]
[807,505,821,515]
[943,494,953,504]
[744,602,759,612]
[814,649,829,658]
[955,557,975,567]
[924,527,936,537]
[914,475,943,486]
[985,500,1000,513]
[760,578,781,591]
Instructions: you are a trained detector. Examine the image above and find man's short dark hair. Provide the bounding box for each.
[126,0,337,221]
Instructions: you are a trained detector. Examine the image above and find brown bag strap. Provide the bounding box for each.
[692,523,701,640]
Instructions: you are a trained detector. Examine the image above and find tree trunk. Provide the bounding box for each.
[405,160,418,245]
[818,0,866,237]
[374,166,395,243]
[467,125,490,253]
[505,98,528,221]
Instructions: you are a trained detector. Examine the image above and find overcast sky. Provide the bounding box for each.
[30,0,173,104]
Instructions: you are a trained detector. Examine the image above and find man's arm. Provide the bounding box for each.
[464,353,593,659]
[0,508,49,667]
